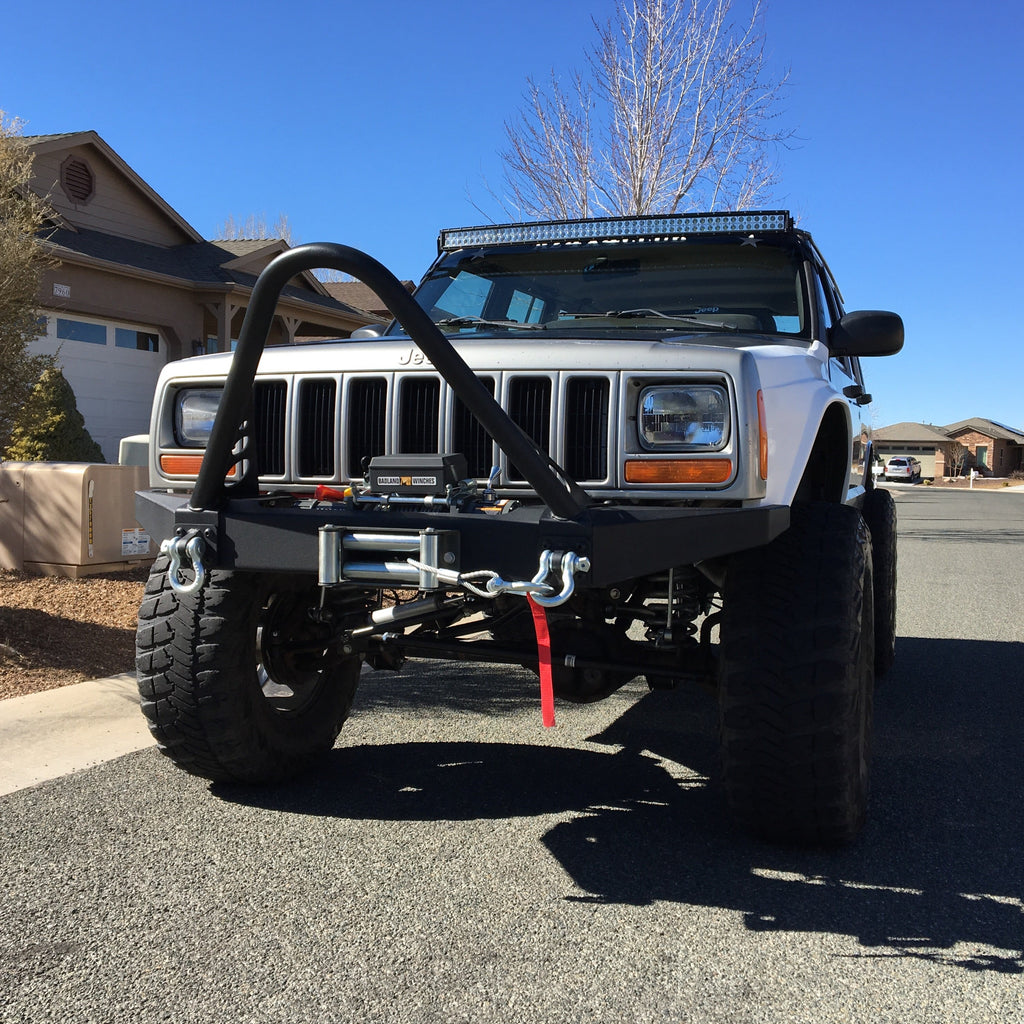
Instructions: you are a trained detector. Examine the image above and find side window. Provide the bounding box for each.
[812,269,834,333]
[815,268,855,378]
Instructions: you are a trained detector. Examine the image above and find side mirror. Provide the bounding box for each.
[349,324,385,340]
[829,310,904,357]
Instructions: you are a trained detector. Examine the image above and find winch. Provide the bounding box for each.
[367,453,467,497]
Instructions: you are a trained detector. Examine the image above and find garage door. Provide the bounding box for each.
[31,315,166,463]
[915,451,937,477]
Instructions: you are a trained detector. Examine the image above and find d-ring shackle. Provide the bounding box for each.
[161,531,208,596]
[527,550,591,608]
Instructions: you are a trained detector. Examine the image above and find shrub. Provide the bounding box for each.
[0,112,57,452]
[4,367,105,462]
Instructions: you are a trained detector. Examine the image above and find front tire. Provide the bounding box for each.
[136,558,361,783]
[718,503,875,845]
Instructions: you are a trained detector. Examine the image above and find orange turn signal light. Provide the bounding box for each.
[624,458,733,485]
[159,453,237,478]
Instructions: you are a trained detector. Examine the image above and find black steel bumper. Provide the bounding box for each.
[137,489,788,588]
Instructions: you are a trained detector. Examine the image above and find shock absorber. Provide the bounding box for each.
[647,566,703,643]
[671,566,704,637]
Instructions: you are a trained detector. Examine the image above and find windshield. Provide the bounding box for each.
[408,238,809,338]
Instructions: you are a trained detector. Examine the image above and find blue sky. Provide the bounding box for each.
[2,0,1022,430]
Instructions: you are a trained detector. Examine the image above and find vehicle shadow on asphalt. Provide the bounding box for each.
[217,634,1023,975]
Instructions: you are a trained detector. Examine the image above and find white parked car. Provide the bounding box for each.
[135,210,903,845]
[883,456,922,482]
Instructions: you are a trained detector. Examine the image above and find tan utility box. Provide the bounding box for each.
[0,463,153,577]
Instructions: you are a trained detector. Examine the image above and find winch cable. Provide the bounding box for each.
[405,547,591,726]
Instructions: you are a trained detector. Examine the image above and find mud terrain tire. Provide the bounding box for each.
[136,558,361,783]
[862,487,897,677]
[718,503,875,845]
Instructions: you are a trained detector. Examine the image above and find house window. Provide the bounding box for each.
[56,318,106,345]
[976,445,989,468]
[115,328,159,352]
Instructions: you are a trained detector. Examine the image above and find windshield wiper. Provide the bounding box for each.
[435,316,544,332]
[605,309,739,331]
[556,309,738,331]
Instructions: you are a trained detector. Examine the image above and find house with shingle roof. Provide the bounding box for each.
[874,418,1024,478]
[324,279,416,319]
[24,131,380,461]
[943,418,1024,477]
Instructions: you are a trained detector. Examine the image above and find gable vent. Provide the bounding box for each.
[60,157,95,204]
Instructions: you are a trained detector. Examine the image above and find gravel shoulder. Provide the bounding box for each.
[0,567,147,700]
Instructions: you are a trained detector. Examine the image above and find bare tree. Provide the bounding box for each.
[502,70,598,219]
[499,0,791,219]
[947,440,968,479]
[212,212,351,282]
[214,212,296,244]
[0,112,55,455]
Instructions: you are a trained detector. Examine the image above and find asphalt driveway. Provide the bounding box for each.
[1,487,1022,1023]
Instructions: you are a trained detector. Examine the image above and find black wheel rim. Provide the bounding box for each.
[256,592,331,714]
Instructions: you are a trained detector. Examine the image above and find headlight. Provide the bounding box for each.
[174,388,222,446]
[638,385,729,450]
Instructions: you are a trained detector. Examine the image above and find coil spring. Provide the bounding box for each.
[670,567,703,636]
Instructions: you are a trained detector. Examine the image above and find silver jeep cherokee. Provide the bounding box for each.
[136,210,903,845]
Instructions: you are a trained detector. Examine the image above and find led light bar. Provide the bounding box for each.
[439,211,792,252]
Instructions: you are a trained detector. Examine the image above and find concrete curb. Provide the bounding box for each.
[886,482,1024,493]
[0,673,152,797]
[927,485,1024,492]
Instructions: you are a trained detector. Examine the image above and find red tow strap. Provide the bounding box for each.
[528,596,556,728]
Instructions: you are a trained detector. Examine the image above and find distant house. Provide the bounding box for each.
[944,418,1024,477]
[873,422,954,479]
[24,131,380,462]
[324,279,416,320]
[874,418,1024,478]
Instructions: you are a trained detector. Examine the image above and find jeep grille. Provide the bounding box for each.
[565,377,610,481]
[254,381,286,477]
[507,378,552,481]
[398,377,441,454]
[251,372,614,486]
[452,377,496,478]
[346,377,387,474]
[297,378,336,477]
